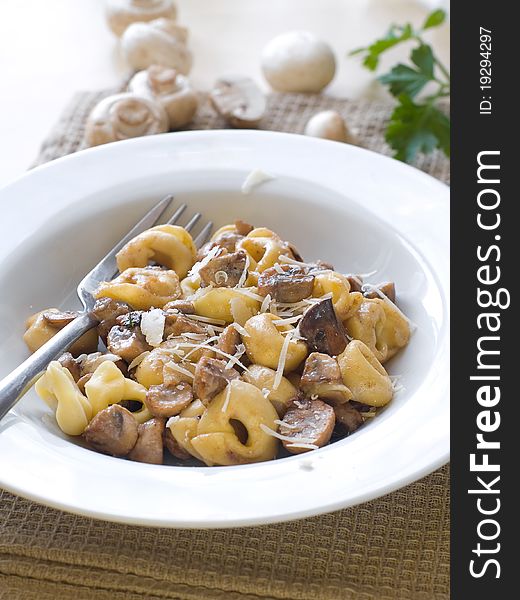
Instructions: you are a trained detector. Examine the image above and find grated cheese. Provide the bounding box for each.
[165,361,194,379]
[260,423,316,446]
[221,382,233,413]
[286,442,319,450]
[273,330,293,391]
[273,263,285,274]
[186,314,227,326]
[187,245,221,278]
[260,293,272,314]
[226,343,246,370]
[140,309,165,347]
[233,287,265,302]
[273,315,303,326]
[241,169,275,194]
[274,419,299,430]
[127,351,151,371]
[278,255,317,270]
[177,340,251,372]
[235,254,250,288]
[231,322,250,337]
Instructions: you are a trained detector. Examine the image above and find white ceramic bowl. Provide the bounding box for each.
[0,131,449,527]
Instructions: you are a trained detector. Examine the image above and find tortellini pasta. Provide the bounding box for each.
[94,266,181,309]
[242,364,298,416]
[27,216,412,466]
[85,361,151,423]
[237,227,292,273]
[35,360,151,435]
[36,361,92,435]
[192,287,260,323]
[24,309,98,356]
[337,340,393,407]
[243,313,308,372]
[345,298,410,363]
[312,271,363,320]
[189,380,279,466]
[116,224,197,279]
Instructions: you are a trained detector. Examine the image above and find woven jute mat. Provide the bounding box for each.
[1,89,450,600]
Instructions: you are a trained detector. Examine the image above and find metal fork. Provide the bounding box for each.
[0,195,213,421]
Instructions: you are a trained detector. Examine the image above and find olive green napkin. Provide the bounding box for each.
[1,90,450,600]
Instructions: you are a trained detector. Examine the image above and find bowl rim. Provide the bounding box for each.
[0,130,450,528]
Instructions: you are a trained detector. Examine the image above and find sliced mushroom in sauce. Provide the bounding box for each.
[84,404,138,457]
[257,265,315,303]
[300,352,352,404]
[299,298,348,356]
[198,250,248,288]
[279,398,335,454]
[193,357,240,404]
[145,382,193,418]
[128,417,165,465]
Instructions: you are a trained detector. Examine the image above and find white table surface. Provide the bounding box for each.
[0,0,449,189]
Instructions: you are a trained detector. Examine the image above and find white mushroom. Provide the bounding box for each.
[128,65,198,129]
[106,0,178,37]
[304,110,357,144]
[121,18,192,74]
[84,93,168,147]
[210,76,266,128]
[261,31,336,93]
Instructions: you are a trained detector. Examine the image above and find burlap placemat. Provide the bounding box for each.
[1,89,450,600]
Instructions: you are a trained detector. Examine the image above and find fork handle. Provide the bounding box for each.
[0,312,98,421]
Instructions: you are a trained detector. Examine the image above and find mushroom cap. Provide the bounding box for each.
[106,0,178,37]
[261,31,336,93]
[210,75,266,128]
[84,92,169,147]
[121,18,192,73]
[304,110,356,144]
[128,66,198,129]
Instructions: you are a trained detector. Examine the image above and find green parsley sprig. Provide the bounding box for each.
[350,9,450,163]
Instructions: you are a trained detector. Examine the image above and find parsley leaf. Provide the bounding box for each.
[422,9,446,30]
[378,44,435,98]
[349,24,413,71]
[386,95,450,163]
[350,9,450,162]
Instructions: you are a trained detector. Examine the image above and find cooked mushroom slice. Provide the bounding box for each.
[84,404,138,457]
[42,309,78,328]
[210,75,266,128]
[24,308,99,356]
[363,281,396,303]
[234,219,254,236]
[257,265,315,303]
[346,275,363,293]
[334,402,363,433]
[162,299,195,314]
[197,231,243,260]
[57,352,81,382]
[163,312,207,337]
[76,373,93,395]
[116,311,143,328]
[145,381,193,417]
[79,352,127,377]
[300,352,352,404]
[299,298,348,356]
[92,297,131,342]
[107,325,151,364]
[198,250,248,288]
[128,417,165,464]
[216,325,241,356]
[163,427,192,460]
[279,398,335,454]
[193,357,240,404]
